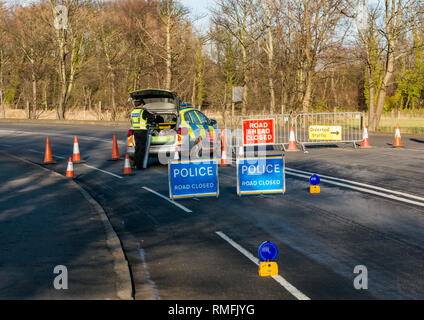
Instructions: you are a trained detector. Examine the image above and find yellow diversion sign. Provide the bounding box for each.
[309,125,342,141]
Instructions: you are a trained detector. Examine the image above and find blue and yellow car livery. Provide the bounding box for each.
[126,89,218,158]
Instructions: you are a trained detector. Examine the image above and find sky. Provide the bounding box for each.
[181,0,215,32]
[3,0,214,31]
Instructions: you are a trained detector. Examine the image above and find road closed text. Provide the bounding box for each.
[242,119,275,145]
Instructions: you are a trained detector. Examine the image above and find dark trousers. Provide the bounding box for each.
[134,129,148,169]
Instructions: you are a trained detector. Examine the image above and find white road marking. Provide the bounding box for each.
[0,129,127,144]
[286,167,424,202]
[27,149,66,160]
[222,167,424,206]
[21,145,123,179]
[285,169,424,207]
[82,163,123,179]
[137,242,160,300]
[215,231,310,301]
[141,186,192,213]
[28,149,43,154]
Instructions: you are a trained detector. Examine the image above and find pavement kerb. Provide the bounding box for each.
[0,151,134,300]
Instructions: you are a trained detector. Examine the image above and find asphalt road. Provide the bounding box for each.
[1,122,423,300]
[0,150,120,299]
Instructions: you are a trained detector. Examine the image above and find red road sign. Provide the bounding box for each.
[242,119,275,146]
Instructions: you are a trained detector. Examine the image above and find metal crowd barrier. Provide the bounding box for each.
[294,112,364,150]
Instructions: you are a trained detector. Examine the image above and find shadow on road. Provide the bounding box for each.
[410,138,424,144]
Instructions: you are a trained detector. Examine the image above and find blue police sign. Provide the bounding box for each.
[169,159,219,199]
[310,174,320,185]
[237,155,285,196]
[259,241,278,261]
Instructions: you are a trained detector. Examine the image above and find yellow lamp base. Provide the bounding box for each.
[310,185,321,194]
[259,261,279,277]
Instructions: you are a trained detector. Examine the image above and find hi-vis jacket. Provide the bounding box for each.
[131,108,148,130]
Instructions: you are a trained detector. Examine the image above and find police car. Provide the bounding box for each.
[127,89,219,161]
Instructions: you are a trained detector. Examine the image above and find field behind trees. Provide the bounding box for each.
[0,0,423,132]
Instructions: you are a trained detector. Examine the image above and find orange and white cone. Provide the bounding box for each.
[238,145,244,158]
[220,129,229,166]
[174,145,180,160]
[66,157,74,178]
[43,136,56,164]
[361,124,371,148]
[286,126,299,152]
[109,134,122,161]
[72,136,85,163]
[123,154,134,176]
[393,124,403,148]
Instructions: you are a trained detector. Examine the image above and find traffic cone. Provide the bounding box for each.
[123,154,135,176]
[109,134,122,161]
[286,126,299,152]
[174,134,181,160]
[238,145,244,157]
[220,129,229,166]
[361,124,371,148]
[393,124,403,148]
[43,136,56,164]
[174,145,180,160]
[66,157,74,178]
[72,136,85,163]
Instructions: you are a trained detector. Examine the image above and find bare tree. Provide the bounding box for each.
[261,0,276,114]
[48,0,93,120]
[212,0,265,115]
[6,4,53,119]
[287,0,349,112]
[0,3,7,119]
[352,0,424,130]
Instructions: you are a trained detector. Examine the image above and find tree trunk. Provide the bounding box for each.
[191,76,196,107]
[280,71,287,115]
[31,66,37,120]
[110,71,117,121]
[165,16,172,90]
[302,72,313,113]
[0,49,4,119]
[265,0,275,114]
[367,66,376,131]
[26,100,31,120]
[0,88,4,119]
[241,45,248,115]
[373,45,395,131]
[57,30,67,120]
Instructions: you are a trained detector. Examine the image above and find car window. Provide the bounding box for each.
[184,112,193,124]
[195,111,209,125]
[189,111,201,124]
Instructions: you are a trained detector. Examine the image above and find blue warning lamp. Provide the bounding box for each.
[259,241,278,261]
[310,174,320,186]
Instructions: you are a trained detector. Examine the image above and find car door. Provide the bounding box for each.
[194,111,215,143]
[186,110,202,141]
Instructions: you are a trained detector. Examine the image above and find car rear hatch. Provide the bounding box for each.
[130,89,180,115]
[130,89,180,146]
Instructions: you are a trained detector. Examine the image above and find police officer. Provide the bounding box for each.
[131,100,156,169]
